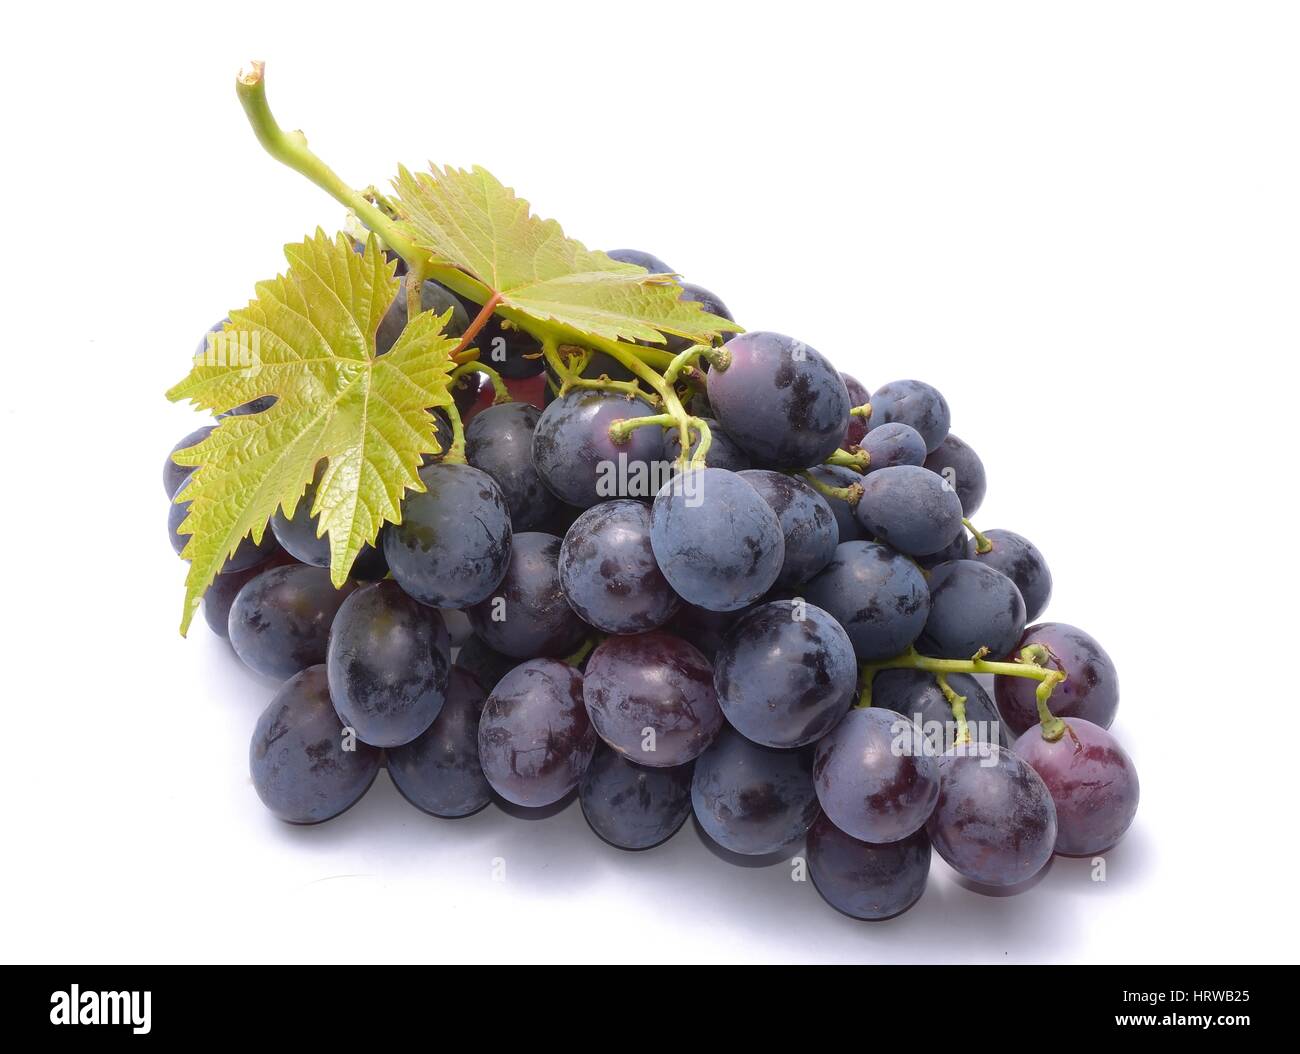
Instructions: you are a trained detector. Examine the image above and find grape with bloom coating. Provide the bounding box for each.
[923,433,987,515]
[464,403,560,531]
[228,564,356,679]
[855,465,964,556]
[803,541,930,661]
[867,379,950,453]
[862,422,927,472]
[968,529,1052,622]
[580,744,694,850]
[919,560,1027,660]
[995,623,1119,735]
[467,533,586,659]
[807,811,931,920]
[738,470,839,589]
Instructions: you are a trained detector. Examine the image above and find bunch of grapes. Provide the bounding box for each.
[165,251,1137,921]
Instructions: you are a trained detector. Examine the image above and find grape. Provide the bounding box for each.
[870,669,1006,752]
[558,501,680,633]
[270,476,389,580]
[450,372,483,418]
[669,602,742,662]
[995,623,1119,735]
[605,248,675,273]
[738,470,838,588]
[375,277,469,354]
[714,601,856,748]
[464,403,560,531]
[842,375,870,447]
[169,476,281,572]
[1013,719,1139,856]
[691,724,819,856]
[163,424,214,499]
[326,581,451,747]
[467,532,587,659]
[249,666,382,824]
[705,332,851,470]
[861,422,927,471]
[854,465,964,556]
[453,634,518,694]
[923,433,987,515]
[384,463,512,608]
[580,744,695,850]
[867,379,950,453]
[474,314,545,379]
[916,527,969,570]
[926,745,1057,887]
[195,319,278,418]
[968,529,1052,622]
[532,390,667,507]
[804,464,869,542]
[387,667,493,818]
[803,541,930,661]
[664,283,734,354]
[477,658,596,807]
[812,707,940,843]
[228,564,357,679]
[662,418,752,472]
[649,467,785,611]
[919,560,1027,660]
[583,632,722,766]
[806,811,931,920]
[202,549,295,639]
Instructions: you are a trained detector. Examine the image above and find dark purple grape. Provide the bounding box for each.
[475,314,545,378]
[649,467,784,611]
[919,560,1027,660]
[169,476,281,572]
[714,601,856,748]
[806,811,931,920]
[923,433,987,515]
[995,623,1119,735]
[862,422,927,471]
[384,463,512,608]
[870,669,1006,752]
[477,658,596,807]
[375,277,469,354]
[453,635,518,694]
[706,332,851,470]
[558,501,680,634]
[228,564,357,679]
[532,390,666,507]
[464,402,560,531]
[804,464,869,542]
[249,666,382,824]
[1013,719,1138,856]
[691,725,819,856]
[969,529,1053,622]
[387,667,493,818]
[583,632,722,766]
[842,375,870,447]
[467,532,586,659]
[926,745,1057,887]
[202,550,296,639]
[855,465,964,556]
[326,581,450,747]
[915,527,970,570]
[271,476,388,580]
[867,379,950,453]
[813,707,940,843]
[803,541,930,661]
[163,424,215,499]
[738,470,839,588]
[662,417,752,471]
[580,744,694,850]
[669,603,742,662]
[604,248,675,273]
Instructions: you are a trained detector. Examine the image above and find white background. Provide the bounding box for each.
[1,1,1295,964]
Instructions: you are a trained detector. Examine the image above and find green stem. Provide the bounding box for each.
[850,403,872,420]
[564,636,600,667]
[963,518,992,554]
[825,448,869,471]
[442,400,467,463]
[935,674,971,747]
[609,413,677,443]
[801,472,862,505]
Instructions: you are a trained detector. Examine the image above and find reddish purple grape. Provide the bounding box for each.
[995,623,1119,735]
[1013,719,1139,856]
[583,632,723,767]
[841,374,870,446]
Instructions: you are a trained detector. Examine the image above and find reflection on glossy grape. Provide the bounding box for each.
[228,564,356,679]
[478,659,596,807]
[813,707,939,843]
[583,632,722,766]
[249,666,382,824]
[327,581,450,747]
[994,623,1119,735]
[926,745,1056,887]
[807,811,931,920]
[580,744,694,850]
[387,668,493,818]
[691,725,819,855]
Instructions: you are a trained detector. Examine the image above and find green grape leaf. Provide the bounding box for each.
[165,230,457,635]
[391,165,740,345]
